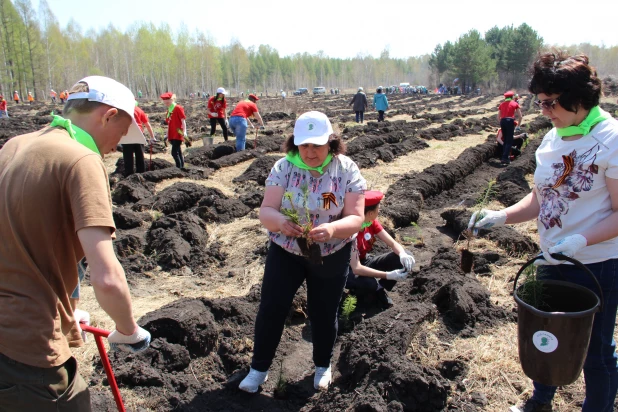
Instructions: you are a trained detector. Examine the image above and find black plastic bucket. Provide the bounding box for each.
[513,254,603,386]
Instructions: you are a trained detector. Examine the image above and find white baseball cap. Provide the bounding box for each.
[67,76,145,145]
[293,111,333,146]
[216,87,227,94]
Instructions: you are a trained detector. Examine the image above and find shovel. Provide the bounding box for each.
[80,322,126,412]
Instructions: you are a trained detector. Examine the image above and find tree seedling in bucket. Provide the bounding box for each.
[517,264,548,311]
[280,184,322,264]
[461,180,496,273]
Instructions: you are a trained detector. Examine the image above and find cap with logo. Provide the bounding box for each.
[293,111,334,146]
[67,76,145,145]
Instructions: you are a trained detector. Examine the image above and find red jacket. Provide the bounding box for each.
[0,99,6,111]
[207,96,227,118]
[165,104,186,141]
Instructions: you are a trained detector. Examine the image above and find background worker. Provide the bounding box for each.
[13,91,19,104]
[497,90,523,165]
[50,89,57,103]
[122,101,155,177]
[0,75,151,411]
[27,92,34,104]
[496,120,529,159]
[373,86,389,122]
[160,92,187,169]
[0,95,7,118]
[229,93,264,152]
[346,190,415,308]
[207,87,229,144]
[349,87,368,124]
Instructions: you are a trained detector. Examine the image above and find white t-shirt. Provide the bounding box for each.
[266,154,366,256]
[534,114,618,263]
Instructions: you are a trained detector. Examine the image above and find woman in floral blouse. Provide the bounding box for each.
[239,111,366,393]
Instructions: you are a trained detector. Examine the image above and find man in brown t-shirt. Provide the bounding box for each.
[0,76,151,411]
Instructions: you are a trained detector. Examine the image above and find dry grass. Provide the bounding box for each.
[362,132,490,193]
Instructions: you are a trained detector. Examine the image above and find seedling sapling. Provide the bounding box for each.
[281,184,322,264]
[461,180,496,273]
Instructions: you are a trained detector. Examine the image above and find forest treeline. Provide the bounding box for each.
[1,0,617,99]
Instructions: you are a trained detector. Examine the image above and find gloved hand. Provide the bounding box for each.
[74,309,90,343]
[209,112,218,117]
[259,126,265,130]
[399,251,415,272]
[534,234,588,266]
[386,268,408,281]
[468,209,507,235]
[108,326,151,353]
[515,126,522,133]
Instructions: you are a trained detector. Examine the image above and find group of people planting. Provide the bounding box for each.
[0,51,617,412]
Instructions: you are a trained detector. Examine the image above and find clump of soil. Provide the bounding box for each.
[233,155,280,186]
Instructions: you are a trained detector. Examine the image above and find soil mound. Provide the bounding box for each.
[111,174,156,205]
[134,182,213,214]
[233,155,280,185]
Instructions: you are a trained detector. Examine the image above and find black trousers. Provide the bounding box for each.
[251,242,352,371]
[209,117,228,141]
[122,144,145,177]
[500,117,515,162]
[345,252,401,292]
[355,111,364,123]
[170,140,184,168]
[377,110,385,122]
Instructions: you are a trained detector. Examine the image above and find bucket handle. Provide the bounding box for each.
[513,253,604,312]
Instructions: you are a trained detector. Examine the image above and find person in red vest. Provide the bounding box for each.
[0,95,8,118]
[229,94,265,151]
[207,87,229,144]
[160,92,187,169]
[122,102,156,177]
[497,91,523,165]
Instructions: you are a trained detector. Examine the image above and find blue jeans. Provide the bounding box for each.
[531,259,618,411]
[229,116,247,151]
[0,110,8,118]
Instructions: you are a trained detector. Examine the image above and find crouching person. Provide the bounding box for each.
[346,190,415,308]
[0,76,150,412]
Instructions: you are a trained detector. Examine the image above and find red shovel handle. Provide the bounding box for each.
[80,323,126,412]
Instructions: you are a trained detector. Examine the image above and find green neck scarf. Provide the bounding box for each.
[49,115,100,155]
[556,106,610,138]
[286,152,333,174]
[504,98,512,102]
[361,221,372,229]
[166,102,176,119]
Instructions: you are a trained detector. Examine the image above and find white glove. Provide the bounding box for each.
[225,119,229,128]
[468,209,507,235]
[399,251,415,272]
[386,268,408,281]
[209,112,218,117]
[74,309,90,343]
[108,326,151,353]
[534,234,588,266]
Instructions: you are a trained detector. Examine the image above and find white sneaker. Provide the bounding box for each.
[314,365,332,390]
[238,368,268,393]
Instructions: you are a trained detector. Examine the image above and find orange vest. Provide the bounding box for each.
[13,93,19,101]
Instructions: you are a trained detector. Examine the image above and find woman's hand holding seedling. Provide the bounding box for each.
[278,215,303,237]
[468,209,507,235]
[309,223,334,243]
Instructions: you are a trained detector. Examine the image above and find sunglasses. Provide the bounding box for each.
[534,97,560,110]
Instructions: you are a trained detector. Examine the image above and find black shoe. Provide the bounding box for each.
[501,159,510,165]
[376,289,393,308]
[511,399,553,412]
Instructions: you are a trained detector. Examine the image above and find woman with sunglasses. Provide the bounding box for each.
[470,52,618,412]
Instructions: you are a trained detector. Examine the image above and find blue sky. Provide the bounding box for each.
[47,0,617,58]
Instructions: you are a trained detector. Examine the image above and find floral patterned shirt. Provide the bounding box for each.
[534,115,618,263]
[266,154,366,256]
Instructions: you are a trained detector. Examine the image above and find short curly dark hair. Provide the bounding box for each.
[282,134,346,155]
[528,51,602,113]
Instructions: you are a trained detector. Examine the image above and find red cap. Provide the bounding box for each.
[160,92,173,100]
[504,91,515,98]
[248,94,259,101]
[365,190,384,207]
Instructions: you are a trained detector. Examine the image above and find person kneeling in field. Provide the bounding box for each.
[496,120,529,160]
[346,190,415,308]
